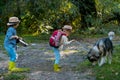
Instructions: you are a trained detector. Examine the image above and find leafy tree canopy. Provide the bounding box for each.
[0,0,120,35]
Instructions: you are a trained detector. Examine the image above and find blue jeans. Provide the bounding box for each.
[4,45,17,62]
[52,47,60,64]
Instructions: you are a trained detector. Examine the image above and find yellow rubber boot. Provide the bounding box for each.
[54,64,61,72]
[8,61,30,72]
[8,61,14,70]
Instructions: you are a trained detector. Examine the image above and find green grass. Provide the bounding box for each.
[94,45,120,80]
[21,33,50,43]
[3,73,26,80]
[0,34,4,45]
[0,34,5,51]
[76,45,120,80]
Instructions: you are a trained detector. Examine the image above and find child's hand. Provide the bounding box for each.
[10,35,19,39]
[14,35,19,39]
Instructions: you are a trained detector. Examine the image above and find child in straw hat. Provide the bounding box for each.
[4,17,29,72]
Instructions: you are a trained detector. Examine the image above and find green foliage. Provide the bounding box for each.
[96,0,120,23]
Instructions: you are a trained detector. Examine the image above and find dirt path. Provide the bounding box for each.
[0,41,95,80]
[16,41,95,80]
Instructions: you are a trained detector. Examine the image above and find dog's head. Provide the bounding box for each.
[108,31,115,40]
[87,46,100,63]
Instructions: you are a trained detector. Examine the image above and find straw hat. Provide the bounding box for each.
[7,17,20,26]
[62,25,72,30]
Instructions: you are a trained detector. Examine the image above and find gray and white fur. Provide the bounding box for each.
[87,31,115,66]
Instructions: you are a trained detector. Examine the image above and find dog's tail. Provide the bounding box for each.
[108,31,115,40]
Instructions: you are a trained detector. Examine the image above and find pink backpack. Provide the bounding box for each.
[49,30,66,48]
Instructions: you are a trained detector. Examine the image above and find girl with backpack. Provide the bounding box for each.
[49,25,74,72]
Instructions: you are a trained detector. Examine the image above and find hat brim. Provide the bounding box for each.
[7,23,14,26]
[62,25,72,30]
[62,27,72,30]
[7,21,20,26]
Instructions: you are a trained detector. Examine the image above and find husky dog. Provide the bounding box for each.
[87,31,115,66]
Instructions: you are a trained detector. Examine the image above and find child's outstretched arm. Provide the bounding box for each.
[62,35,75,45]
